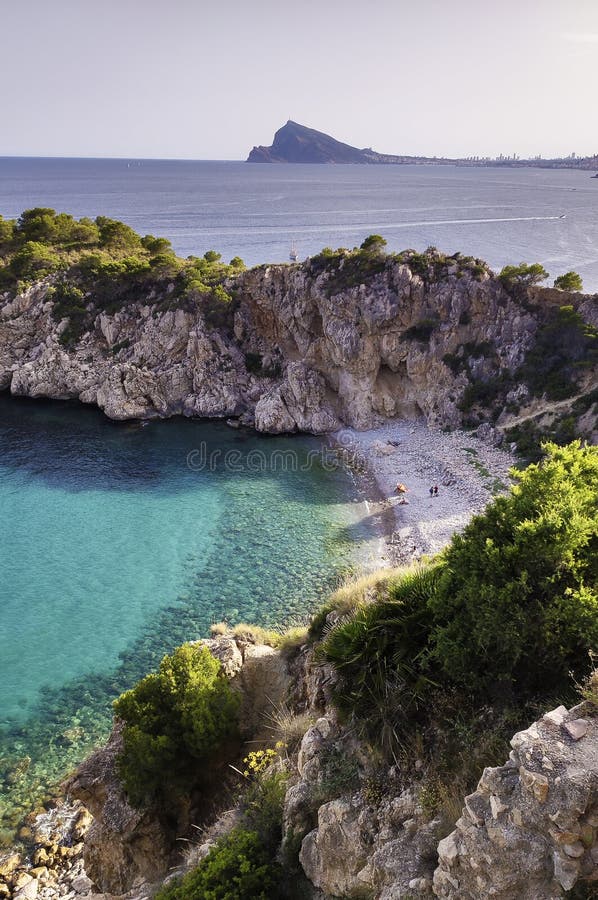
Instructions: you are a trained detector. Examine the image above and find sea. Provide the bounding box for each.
[0,158,596,839]
[1,158,598,288]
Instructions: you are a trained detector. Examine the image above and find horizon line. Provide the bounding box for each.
[0,150,597,164]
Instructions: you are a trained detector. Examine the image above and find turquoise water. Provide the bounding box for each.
[0,397,374,839]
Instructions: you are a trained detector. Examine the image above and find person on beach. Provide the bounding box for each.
[429,486,434,497]
[395,482,408,494]
[433,485,439,496]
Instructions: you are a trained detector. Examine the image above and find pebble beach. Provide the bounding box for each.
[338,421,516,566]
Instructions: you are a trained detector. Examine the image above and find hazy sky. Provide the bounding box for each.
[2,0,597,159]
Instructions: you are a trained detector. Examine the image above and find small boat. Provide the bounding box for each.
[289,243,299,262]
[559,214,566,219]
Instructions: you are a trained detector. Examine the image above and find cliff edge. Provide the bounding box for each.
[1,246,596,453]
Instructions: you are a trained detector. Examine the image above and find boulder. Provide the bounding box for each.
[433,701,598,899]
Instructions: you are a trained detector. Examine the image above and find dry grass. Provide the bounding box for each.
[209,622,308,658]
[308,565,415,642]
[329,566,408,612]
[580,666,598,706]
[231,623,281,646]
[263,706,315,753]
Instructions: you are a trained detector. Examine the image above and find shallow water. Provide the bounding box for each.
[0,397,376,839]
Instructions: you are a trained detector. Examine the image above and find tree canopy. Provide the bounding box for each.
[499,262,549,286]
[113,643,240,806]
[554,271,584,291]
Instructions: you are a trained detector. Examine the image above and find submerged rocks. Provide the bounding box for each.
[0,800,92,900]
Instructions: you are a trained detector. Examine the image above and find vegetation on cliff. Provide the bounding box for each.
[107,441,597,897]
[0,208,244,344]
[155,746,290,900]
[113,643,240,807]
[322,441,598,744]
[1,211,595,456]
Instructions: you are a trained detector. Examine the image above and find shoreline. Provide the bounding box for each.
[335,420,516,568]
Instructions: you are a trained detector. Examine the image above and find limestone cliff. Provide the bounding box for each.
[1,251,596,448]
[9,633,597,900]
[64,637,598,900]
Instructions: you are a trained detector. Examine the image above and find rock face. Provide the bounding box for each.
[434,701,598,899]
[64,635,291,896]
[64,723,173,895]
[246,120,412,164]
[287,717,439,899]
[236,259,538,433]
[4,256,591,438]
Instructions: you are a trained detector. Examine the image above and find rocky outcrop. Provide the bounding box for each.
[64,723,172,895]
[21,638,598,900]
[0,258,595,440]
[246,120,426,165]
[434,701,598,899]
[285,716,439,899]
[236,259,538,432]
[63,635,291,896]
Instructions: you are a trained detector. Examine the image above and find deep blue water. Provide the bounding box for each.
[1,158,597,289]
[0,397,375,838]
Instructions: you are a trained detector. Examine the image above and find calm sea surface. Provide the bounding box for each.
[0,158,596,839]
[1,157,597,289]
[0,397,375,839]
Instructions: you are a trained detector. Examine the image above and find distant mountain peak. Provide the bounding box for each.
[247,121,404,164]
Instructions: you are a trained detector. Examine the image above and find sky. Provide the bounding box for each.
[2,0,598,160]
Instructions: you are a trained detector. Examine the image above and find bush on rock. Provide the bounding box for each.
[113,643,240,807]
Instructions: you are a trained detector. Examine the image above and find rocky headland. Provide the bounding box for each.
[1,242,596,455]
[247,121,598,170]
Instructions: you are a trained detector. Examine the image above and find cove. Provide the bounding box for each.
[0,396,375,840]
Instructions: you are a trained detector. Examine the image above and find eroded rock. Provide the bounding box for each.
[433,702,598,899]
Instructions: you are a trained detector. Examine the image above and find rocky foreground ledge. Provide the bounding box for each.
[1,254,596,446]
[2,634,597,900]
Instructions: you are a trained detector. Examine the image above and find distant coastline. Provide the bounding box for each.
[248,120,598,171]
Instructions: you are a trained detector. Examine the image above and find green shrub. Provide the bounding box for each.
[154,828,282,900]
[430,442,598,699]
[0,215,15,248]
[141,235,173,254]
[49,282,90,346]
[554,271,583,292]
[239,750,288,850]
[518,305,598,401]
[457,376,504,412]
[10,242,63,280]
[360,234,387,254]
[499,262,548,286]
[97,217,142,251]
[321,566,440,751]
[113,643,240,807]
